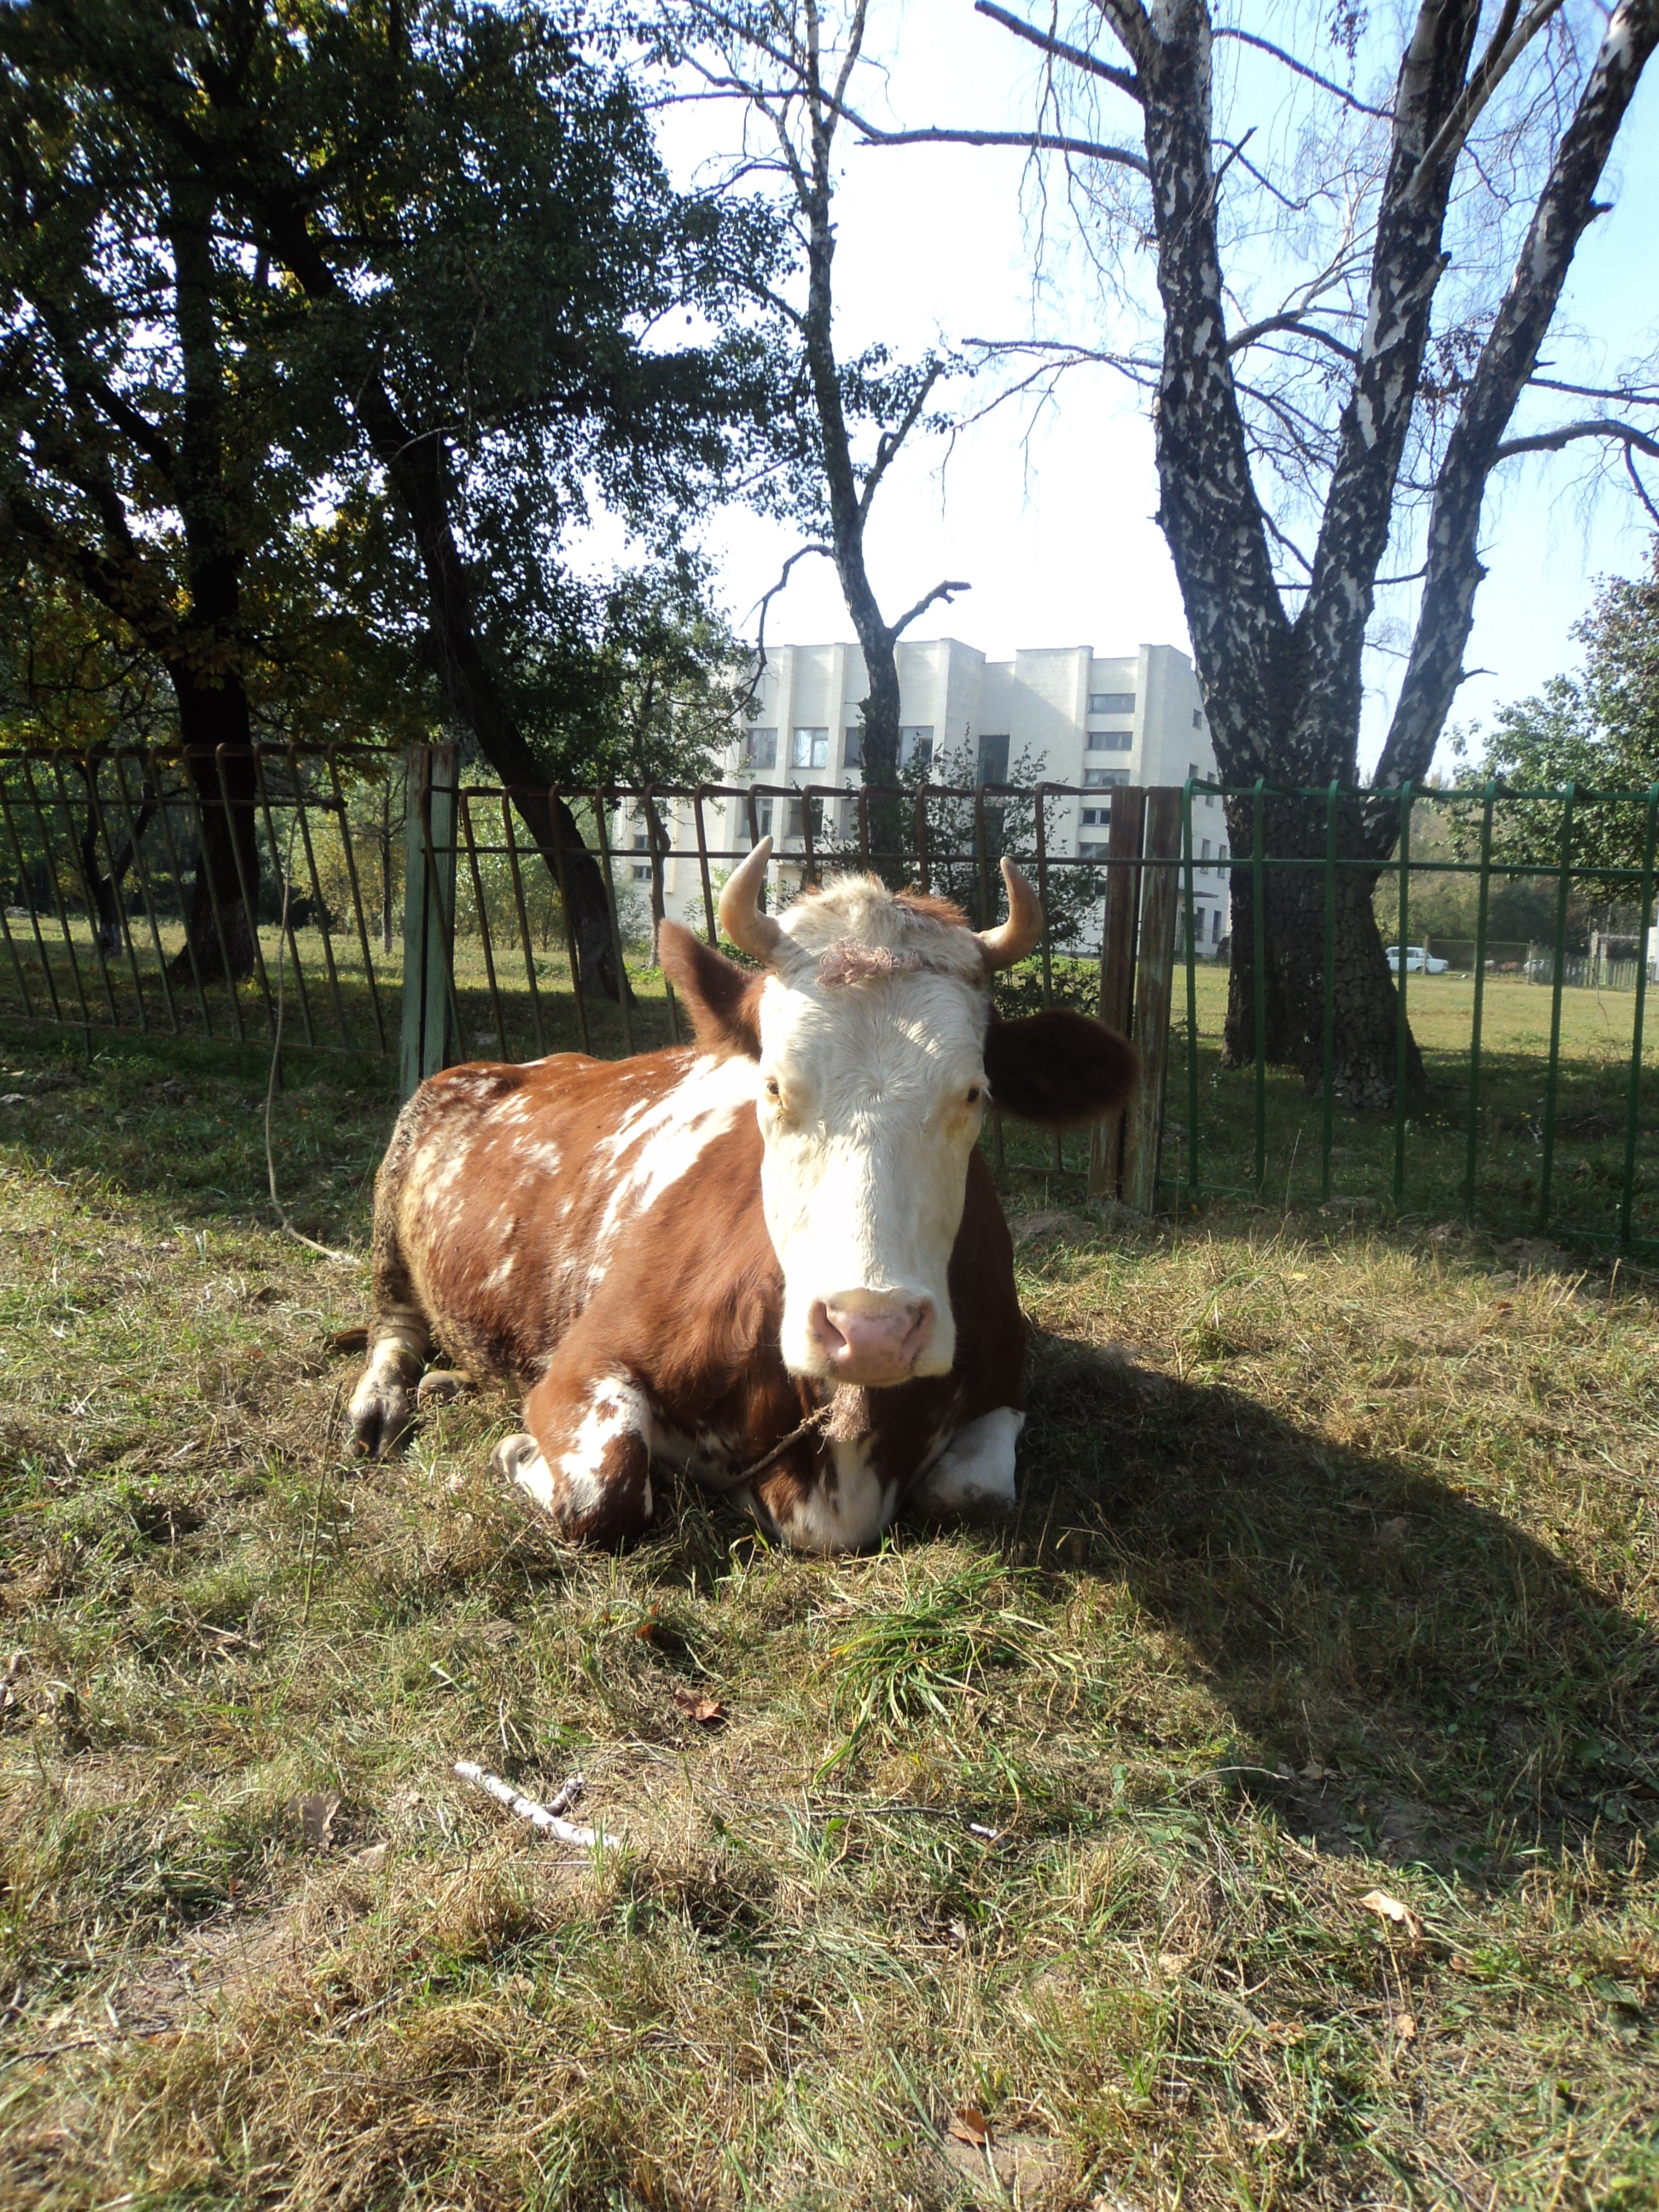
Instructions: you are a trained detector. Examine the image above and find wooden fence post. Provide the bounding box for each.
[400,742,457,1100]
[1120,788,1183,1214]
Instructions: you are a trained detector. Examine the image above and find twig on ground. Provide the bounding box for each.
[453,1761,603,1846]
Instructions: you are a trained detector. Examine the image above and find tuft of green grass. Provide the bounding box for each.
[2,1020,1657,2209]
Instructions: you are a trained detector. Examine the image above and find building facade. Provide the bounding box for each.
[620,637,1233,953]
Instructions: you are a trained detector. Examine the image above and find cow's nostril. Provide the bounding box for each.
[808,1300,847,1357]
[901,1301,935,1363]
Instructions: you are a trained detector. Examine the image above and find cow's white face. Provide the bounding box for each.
[659,847,1134,1392]
[756,951,990,1385]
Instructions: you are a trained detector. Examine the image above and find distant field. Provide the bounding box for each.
[2,1021,1656,2209]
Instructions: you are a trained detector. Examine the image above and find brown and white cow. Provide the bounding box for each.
[348,841,1136,1552]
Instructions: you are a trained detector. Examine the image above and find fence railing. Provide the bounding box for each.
[2,748,1655,1253]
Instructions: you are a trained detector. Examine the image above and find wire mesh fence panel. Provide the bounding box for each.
[1168,779,1659,1255]
[11,748,1649,1254]
[0,745,403,1060]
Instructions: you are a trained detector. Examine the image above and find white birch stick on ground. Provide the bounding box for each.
[453,1761,603,1846]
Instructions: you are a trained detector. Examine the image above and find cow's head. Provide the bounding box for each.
[658,842,1136,1387]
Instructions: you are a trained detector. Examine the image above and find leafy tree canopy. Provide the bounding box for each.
[1456,538,1659,905]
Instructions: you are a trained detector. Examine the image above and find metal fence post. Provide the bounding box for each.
[1088,786,1147,1199]
[1121,788,1183,1214]
[401,742,457,1099]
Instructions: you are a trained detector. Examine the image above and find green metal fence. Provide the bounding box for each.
[3,746,1655,1256]
[1174,778,1659,1255]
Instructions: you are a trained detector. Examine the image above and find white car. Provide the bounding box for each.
[1385,945,1449,975]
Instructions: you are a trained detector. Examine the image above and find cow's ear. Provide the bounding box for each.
[982,1010,1138,1126]
[657,922,763,1058]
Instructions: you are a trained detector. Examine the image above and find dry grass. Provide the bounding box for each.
[2,1020,1656,2209]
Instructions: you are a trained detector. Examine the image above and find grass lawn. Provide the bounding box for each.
[2,1020,1657,2209]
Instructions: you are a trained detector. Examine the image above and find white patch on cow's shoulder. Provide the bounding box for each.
[917,1407,1022,1516]
[556,1375,649,1514]
[774,1436,896,1554]
[485,1253,515,1289]
[593,1053,758,1250]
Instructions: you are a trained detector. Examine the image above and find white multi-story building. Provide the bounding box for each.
[618,637,1234,953]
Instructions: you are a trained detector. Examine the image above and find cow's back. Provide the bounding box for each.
[377,1046,765,1386]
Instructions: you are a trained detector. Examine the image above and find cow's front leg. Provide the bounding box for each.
[911,1407,1023,1522]
[492,1367,655,1545]
[348,1306,433,1458]
[743,1436,899,1555]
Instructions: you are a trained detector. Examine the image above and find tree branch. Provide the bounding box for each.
[1213,27,1394,121]
[1225,312,1359,366]
[856,122,1148,172]
[1407,0,1568,203]
[1492,416,1659,462]
[750,541,835,675]
[858,358,943,521]
[888,576,971,640]
[971,1,1141,100]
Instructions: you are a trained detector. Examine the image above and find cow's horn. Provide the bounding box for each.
[719,837,804,973]
[975,857,1044,971]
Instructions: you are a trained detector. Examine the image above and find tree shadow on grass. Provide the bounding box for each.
[1014,1325,1659,1877]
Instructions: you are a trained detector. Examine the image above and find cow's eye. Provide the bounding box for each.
[764,1075,782,1101]
[966,1083,984,1105]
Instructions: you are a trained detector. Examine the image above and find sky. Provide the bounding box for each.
[637,0,1659,776]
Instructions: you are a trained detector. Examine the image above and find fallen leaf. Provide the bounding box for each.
[297,1791,342,1850]
[1395,2012,1417,2041]
[1156,1952,1189,1976]
[1359,1888,1423,1941]
[328,1325,370,1355]
[1491,1300,1514,1313]
[673,1687,727,1725]
[1377,1516,1410,1549]
[947,2108,991,2148]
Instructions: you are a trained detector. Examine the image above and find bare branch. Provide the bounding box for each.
[858,358,943,521]
[1213,26,1394,121]
[1225,312,1360,366]
[1407,0,1569,202]
[971,1,1141,100]
[1492,416,1659,462]
[856,122,1148,172]
[749,542,835,675]
[1625,445,1659,531]
[888,576,971,639]
[1528,372,1659,408]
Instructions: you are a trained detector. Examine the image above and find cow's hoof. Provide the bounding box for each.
[491,1431,551,1506]
[347,1382,413,1458]
[416,1368,474,1409]
[913,1407,1023,1522]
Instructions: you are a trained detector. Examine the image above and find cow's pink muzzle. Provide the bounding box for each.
[808,1293,935,1385]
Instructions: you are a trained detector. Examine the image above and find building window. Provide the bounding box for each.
[977,732,1010,783]
[1212,905,1224,941]
[843,725,863,768]
[1080,805,1112,826]
[791,727,830,770]
[1188,762,1201,782]
[1200,838,1211,861]
[900,725,934,770]
[632,864,651,882]
[785,796,824,842]
[1089,691,1135,714]
[1192,707,1204,730]
[751,798,773,838]
[1084,766,1131,789]
[747,727,777,770]
[1086,728,1132,753]
[1079,841,1110,859]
